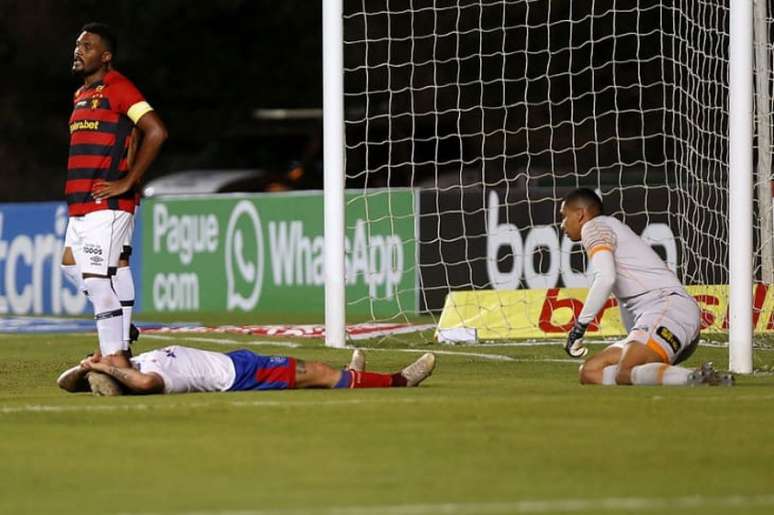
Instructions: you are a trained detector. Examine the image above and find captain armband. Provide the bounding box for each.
[127,101,154,124]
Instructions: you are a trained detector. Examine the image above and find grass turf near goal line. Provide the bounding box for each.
[1,332,773,515]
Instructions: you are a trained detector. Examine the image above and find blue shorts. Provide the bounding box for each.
[227,350,297,391]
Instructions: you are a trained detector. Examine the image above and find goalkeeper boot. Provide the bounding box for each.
[716,372,735,386]
[86,371,123,396]
[686,362,715,385]
[705,365,735,386]
[687,362,734,386]
[400,352,436,387]
[348,349,366,372]
[700,363,735,386]
[129,323,140,344]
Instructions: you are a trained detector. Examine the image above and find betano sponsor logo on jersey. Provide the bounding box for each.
[69,120,100,133]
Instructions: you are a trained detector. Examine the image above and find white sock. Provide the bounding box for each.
[111,267,135,343]
[630,363,692,385]
[61,264,88,296]
[602,365,618,385]
[84,277,125,356]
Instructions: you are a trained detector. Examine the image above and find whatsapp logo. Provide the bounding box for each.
[225,200,264,310]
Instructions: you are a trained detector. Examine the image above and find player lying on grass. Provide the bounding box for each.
[559,188,733,386]
[57,346,436,395]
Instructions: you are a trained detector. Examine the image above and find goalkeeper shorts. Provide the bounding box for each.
[616,291,701,364]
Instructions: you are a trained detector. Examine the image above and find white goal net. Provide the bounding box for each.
[339,0,772,346]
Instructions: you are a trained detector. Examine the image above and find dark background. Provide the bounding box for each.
[0,1,737,228]
[1,0,688,203]
[0,0,324,202]
[1,0,761,288]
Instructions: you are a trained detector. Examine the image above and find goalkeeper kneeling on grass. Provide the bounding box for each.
[57,346,436,396]
[559,188,732,386]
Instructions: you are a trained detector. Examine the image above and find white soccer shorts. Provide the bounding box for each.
[65,210,134,276]
[611,291,701,365]
[121,215,136,259]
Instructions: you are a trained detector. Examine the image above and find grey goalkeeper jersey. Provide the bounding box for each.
[580,215,687,319]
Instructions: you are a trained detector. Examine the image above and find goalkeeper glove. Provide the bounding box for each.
[565,321,589,358]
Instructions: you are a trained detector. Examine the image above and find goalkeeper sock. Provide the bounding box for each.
[333,370,407,388]
[111,267,135,344]
[602,365,618,385]
[630,363,692,385]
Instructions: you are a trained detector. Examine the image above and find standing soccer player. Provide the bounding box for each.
[61,23,167,367]
[559,188,732,386]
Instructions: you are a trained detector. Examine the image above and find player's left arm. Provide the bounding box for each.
[93,111,167,199]
[577,249,616,326]
[565,248,617,357]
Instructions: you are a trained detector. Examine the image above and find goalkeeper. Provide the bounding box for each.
[57,346,436,395]
[559,188,731,386]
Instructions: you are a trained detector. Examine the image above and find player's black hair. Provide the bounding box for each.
[81,22,117,56]
[564,188,603,215]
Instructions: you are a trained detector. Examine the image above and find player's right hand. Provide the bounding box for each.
[565,322,589,358]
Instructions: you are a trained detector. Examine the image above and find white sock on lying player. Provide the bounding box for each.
[630,363,692,385]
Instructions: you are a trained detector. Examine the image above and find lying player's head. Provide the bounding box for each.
[72,22,117,77]
[560,188,603,241]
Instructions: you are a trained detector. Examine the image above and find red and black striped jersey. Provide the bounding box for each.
[66,70,153,216]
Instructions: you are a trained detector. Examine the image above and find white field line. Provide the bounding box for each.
[118,494,774,515]
[129,332,774,353]
[138,328,758,352]
[142,334,301,348]
[355,347,580,363]
[349,323,437,340]
[473,340,774,354]
[474,340,737,348]
[353,346,518,362]
[143,335,528,362]
[6,391,774,417]
[0,398,427,415]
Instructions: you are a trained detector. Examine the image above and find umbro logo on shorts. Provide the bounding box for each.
[656,326,682,353]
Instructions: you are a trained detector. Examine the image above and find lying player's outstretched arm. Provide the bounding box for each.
[82,359,164,394]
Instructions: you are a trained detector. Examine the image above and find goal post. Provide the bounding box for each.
[324,0,763,371]
[728,0,753,373]
[323,0,346,348]
[755,0,774,288]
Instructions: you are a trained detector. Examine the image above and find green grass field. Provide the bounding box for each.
[1,327,773,515]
